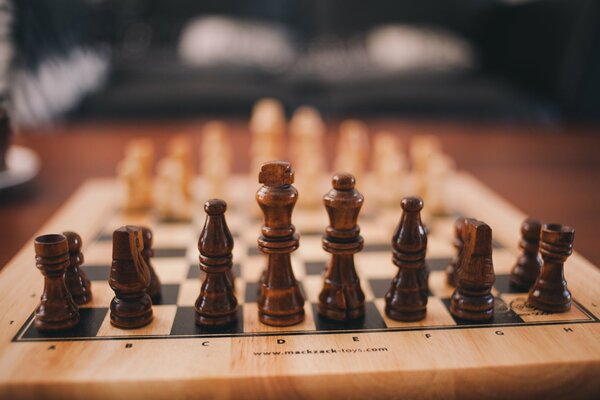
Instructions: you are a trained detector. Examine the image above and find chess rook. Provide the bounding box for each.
[528,224,574,313]
[141,227,162,303]
[318,174,366,321]
[195,199,238,327]
[109,226,153,329]
[385,197,428,322]
[450,220,495,321]
[63,231,92,305]
[34,234,80,331]
[446,218,466,287]
[256,161,305,326]
[510,218,543,290]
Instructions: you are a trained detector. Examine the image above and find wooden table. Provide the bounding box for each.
[2,119,599,269]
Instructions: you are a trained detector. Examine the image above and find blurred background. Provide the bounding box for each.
[5,0,600,125]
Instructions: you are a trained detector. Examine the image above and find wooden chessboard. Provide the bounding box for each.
[1,172,599,399]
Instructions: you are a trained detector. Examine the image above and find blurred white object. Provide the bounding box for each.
[367,25,475,72]
[178,16,295,71]
[12,47,109,125]
[0,145,40,190]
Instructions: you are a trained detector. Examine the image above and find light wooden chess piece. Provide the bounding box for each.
[201,121,231,200]
[290,106,327,209]
[249,98,286,177]
[167,136,194,200]
[154,155,192,221]
[334,119,369,188]
[117,139,155,211]
[372,131,407,208]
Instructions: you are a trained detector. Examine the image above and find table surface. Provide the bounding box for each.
[1,119,599,269]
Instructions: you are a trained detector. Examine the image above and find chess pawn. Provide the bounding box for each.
[256,161,305,326]
[250,98,285,160]
[528,224,574,313]
[34,234,80,331]
[63,231,92,305]
[335,120,369,186]
[140,227,162,303]
[450,220,495,321]
[167,136,194,199]
[385,197,428,321]
[201,121,231,199]
[155,156,192,221]
[318,174,366,320]
[445,218,467,287]
[372,132,407,207]
[109,226,153,329]
[195,199,238,326]
[510,218,543,290]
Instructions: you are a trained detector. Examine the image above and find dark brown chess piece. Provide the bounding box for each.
[63,231,92,305]
[528,223,574,313]
[450,220,495,321]
[256,161,305,326]
[446,218,466,287]
[385,197,428,321]
[510,218,543,290]
[34,234,80,331]
[109,226,153,329]
[195,199,238,326]
[318,173,365,321]
[140,226,162,303]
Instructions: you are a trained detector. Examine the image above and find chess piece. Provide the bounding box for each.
[510,218,543,290]
[201,121,231,199]
[528,224,574,313]
[256,161,305,326]
[63,231,92,305]
[109,226,153,329]
[250,98,285,176]
[423,153,454,215]
[318,173,366,320]
[290,106,327,209]
[446,218,467,287]
[117,139,154,211]
[33,234,80,331]
[167,136,194,200]
[154,155,192,221]
[140,227,162,303]
[372,132,407,207]
[334,120,369,187]
[195,199,238,326]
[385,197,428,321]
[450,220,495,321]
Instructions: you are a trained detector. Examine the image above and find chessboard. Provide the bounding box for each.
[1,172,599,399]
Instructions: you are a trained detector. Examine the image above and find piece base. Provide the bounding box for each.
[258,310,305,327]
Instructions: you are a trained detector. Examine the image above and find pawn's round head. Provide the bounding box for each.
[62,231,82,253]
[332,173,355,191]
[205,198,227,215]
[401,196,424,212]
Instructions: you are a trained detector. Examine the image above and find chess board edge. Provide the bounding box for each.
[0,174,599,399]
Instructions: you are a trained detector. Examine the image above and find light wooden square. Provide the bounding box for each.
[79,281,113,309]
[97,305,178,336]
[429,270,454,298]
[500,293,592,322]
[493,249,517,275]
[177,280,201,307]
[152,257,188,284]
[84,241,112,265]
[241,256,266,281]
[374,298,457,328]
[153,223,195,248]
[356,253,395,279]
